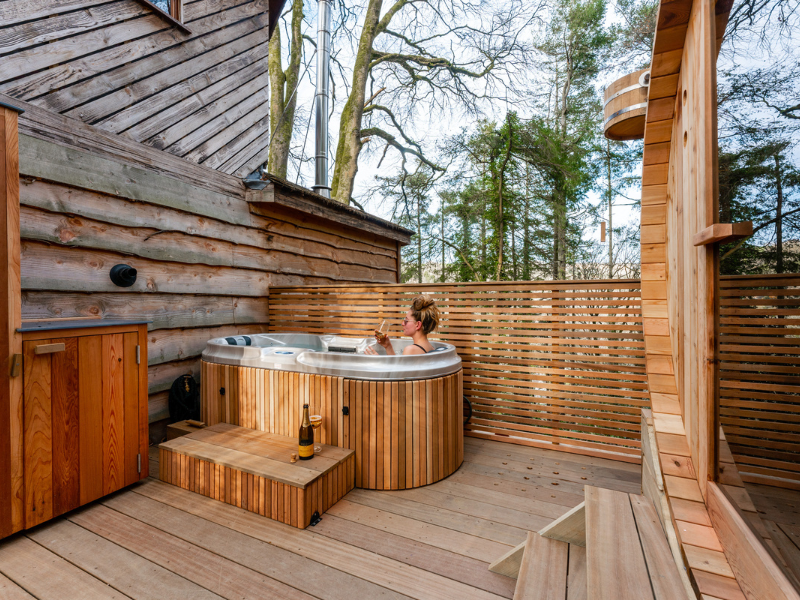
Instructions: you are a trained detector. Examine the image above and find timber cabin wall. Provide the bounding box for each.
[0,0,280,178]
[3,95,406,431]
[0,0,410,432]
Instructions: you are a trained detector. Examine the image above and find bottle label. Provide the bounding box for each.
[298,443,314,458]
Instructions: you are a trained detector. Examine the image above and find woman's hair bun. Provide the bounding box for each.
[410,295,439,334]
[413,296,434,310]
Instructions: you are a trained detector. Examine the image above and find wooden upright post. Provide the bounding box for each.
[0,102,23,538]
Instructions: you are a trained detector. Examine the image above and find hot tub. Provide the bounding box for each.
[200,333,463,490]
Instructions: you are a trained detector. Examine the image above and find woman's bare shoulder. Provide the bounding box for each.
[403,345,425,355]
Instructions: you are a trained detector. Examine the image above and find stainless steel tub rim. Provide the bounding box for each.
[201,333,462,381]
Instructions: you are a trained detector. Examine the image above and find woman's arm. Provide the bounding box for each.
[375,330,395,355]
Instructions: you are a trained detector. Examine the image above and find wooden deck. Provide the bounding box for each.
[0,437,640,600]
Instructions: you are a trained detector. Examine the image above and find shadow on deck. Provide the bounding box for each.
[0,437,640,599]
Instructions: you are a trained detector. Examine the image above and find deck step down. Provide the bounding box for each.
[159,423,355,528]
[513,531,585,600]
[506,486,685,599]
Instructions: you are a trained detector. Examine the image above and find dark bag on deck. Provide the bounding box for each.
[168,374,200,423]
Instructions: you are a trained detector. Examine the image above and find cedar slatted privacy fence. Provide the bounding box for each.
[268,280,648,463]
[719,274,800,489]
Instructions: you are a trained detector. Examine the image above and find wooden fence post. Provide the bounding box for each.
[0,101,23,538]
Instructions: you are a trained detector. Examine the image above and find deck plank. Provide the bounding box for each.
[344,487,530,546]
[313,513,516,598]
[0,572,36,599]
[513,532,568,600]
[585,487,654,600]
[0,435,641,599]
[567,545,587,600]
[325,497,512,562]
[27,518,225,600]
[68,503,314,599]
[374,485,552,531]
[0,536,129,600]
[130,479,507,600]
[104,488,407,600]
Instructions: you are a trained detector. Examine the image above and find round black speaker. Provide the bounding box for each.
[109,264,137,287]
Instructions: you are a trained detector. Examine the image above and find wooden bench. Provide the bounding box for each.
[159,423,355,528]
[490,486,687,599]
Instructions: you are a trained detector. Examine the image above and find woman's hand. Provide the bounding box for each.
[374,329,392,348]
[364,345,378,355]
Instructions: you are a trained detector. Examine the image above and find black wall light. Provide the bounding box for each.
[110,264,137,287]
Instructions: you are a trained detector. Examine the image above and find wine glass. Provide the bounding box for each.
[310,415,322,453]
[375,319,390,342]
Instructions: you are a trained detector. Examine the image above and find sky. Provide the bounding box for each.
[272,0,797,254]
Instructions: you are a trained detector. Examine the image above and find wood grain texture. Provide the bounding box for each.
[102,334,124,495]
[159,425,355,528]
[0,1,272,176]
[706,482,800,600]
[513,531,568,600]
[79,335,103,505]
[538,502,586,547]
[202,363,463,490]
[585,486,654,600]
[629,494,687,599]
[8,323,150,540]
[268,282,648,462]
[717,274,800,488]
[51,336,79,516]
[0,106,23,539]
[22,339,53,528]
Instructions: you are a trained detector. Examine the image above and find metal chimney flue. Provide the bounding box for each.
[313,0,332,198]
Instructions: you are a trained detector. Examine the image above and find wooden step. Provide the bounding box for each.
[586,487,685,600]
[513,531,585,600]
[159,423,355,528]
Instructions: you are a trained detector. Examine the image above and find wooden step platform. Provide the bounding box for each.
[504,486,686,599]
[158,423,355,529]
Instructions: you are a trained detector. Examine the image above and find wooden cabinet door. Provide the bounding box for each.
[23,337,80,528]
[23,329,144,529]
[81,332,143,503]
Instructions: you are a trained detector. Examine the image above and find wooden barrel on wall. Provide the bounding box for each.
[604,69,649,140]
[201,361,464,490]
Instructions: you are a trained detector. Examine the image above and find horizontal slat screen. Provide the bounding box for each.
[268,280,648,463]
[719,274,800,490]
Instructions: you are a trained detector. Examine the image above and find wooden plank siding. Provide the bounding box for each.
[0,0,279,177]
[267,281,649,463]
[718,274,800,490]
[1,95,407,426]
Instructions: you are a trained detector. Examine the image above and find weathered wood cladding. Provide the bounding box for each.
[8,95,405,425]
[0,0,276,177]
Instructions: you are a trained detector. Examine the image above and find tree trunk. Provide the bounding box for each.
[775,153,784,273]
[417,194,423,283]
[522,165,531,281]
[330,0,383,203]
[495,114,513,281]
[552,68,571,281]
[441,205,446,282]
[267,0,304,178]
[480,212,487,277]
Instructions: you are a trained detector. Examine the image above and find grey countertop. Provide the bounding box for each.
[18,319,151,333]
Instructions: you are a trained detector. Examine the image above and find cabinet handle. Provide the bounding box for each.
[34,343,66,355]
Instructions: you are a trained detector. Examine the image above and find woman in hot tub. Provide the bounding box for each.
[365,295,440,355]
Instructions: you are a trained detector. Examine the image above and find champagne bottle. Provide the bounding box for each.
[299,404,314,460]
